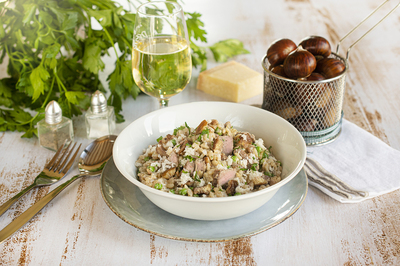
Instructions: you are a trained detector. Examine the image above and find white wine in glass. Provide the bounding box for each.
[132,1,192,108]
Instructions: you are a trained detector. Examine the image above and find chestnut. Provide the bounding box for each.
[323,106,339,128]
[272,98,302,120]
[283,46,316,79]
[316,58,346,79]
[270,65,287,78]
[315,87,333,109]
[305,72,324,81]
[296,86,324,108]
[267,38,297,67]
[291,117,318,132]
[299,36,331,58]
[275,106,302,120]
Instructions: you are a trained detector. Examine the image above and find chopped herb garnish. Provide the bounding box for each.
[264,171,273,177]
[201,128,210,138]
[154,183,163,190]
[179,188,188,195]
[240,168,247,171]
[232,155,238,162]
[194,194,200,197]
[227,165,231,169]
[262,150,269,159]
[157,136,163,142]
[184,155,195,162]
[186,143,192,147]
[148,166,155,172]
[277,160,282,166]
[234,192,241,196]
[182,170,189,174]
[170,189,175,194]
[144,156,150,162]
[172,139,177,146]
[219,188,223,192]
[215,127,222,136]
[185,122,191,134]
[193,172,201,182]
[174,125,185,135]
[268,146,272,152]
[251,163,258,171]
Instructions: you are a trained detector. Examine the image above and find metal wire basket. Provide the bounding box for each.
[262,53,347,146]
[261,0,400,146]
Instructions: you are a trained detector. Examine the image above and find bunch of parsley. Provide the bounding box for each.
[0,0,249,138]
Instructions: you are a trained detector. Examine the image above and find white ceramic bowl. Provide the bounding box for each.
[113,102,306,220]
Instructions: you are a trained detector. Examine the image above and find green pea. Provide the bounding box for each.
[179,188,188,195]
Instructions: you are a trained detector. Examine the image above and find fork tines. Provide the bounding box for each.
[46,142,82,174]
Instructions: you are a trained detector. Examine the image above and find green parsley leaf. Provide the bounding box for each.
[209,39,250,62]
[30,66,50,102]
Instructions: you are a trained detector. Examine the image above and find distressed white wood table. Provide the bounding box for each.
[1,0,400,265]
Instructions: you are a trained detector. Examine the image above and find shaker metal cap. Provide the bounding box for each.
[91,90,107,113]
[45,100,62,124]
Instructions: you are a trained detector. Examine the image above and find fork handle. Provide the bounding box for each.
[0,174,81,244]
[0,183,37,217]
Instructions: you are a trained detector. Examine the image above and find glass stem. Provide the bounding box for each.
[159,99,169,108]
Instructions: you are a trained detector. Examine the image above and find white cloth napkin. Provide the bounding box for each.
[306,118,400,203]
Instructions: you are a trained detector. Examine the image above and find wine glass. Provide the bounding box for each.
[132,1,192,108]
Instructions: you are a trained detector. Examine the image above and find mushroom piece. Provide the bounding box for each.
[193,184,212,195]
[195,120,208,134]
[161,167,176,179]
[225,180,238,196]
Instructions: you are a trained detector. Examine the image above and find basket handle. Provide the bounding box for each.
[336,0,400,60]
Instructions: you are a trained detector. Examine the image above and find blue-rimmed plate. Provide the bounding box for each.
[100,157,308,242]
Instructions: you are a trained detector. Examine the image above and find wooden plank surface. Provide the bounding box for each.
[1,0,400,265]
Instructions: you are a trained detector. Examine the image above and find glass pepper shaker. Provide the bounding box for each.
[37,101,74,151]
[85,90,116,139]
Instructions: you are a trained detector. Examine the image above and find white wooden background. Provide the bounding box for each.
[1,0,400,265]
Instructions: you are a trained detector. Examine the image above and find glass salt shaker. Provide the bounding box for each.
[37,101,74,151]
[85,90,116,139]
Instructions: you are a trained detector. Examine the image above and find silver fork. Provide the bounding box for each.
[305,157,369,200]
[0,142,81,216]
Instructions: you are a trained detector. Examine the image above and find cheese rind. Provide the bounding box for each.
[196,61,263,102]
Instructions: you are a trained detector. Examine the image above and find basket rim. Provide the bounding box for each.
[261,52,349,83]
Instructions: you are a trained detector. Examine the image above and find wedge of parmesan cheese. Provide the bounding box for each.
[196,61,263,102]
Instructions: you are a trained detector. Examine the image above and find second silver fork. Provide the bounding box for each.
[0,142,81,216]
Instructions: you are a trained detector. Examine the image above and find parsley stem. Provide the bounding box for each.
[41,76,56,108]
[103,28,120,63]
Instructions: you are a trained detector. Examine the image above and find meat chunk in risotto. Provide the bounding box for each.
[135,120,283,197]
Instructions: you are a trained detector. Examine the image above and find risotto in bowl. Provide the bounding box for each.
[113,102,306,220]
